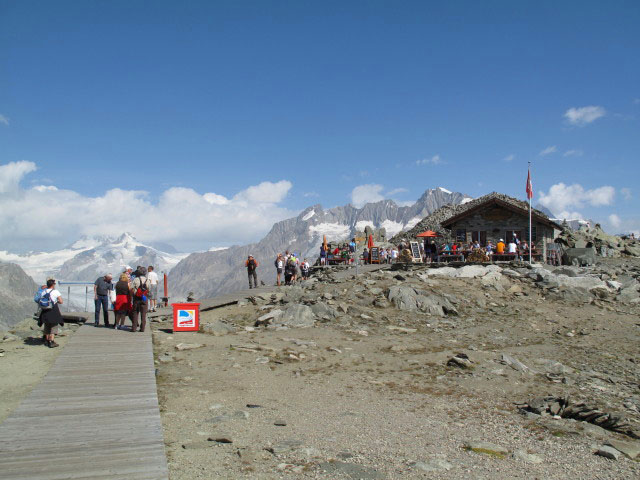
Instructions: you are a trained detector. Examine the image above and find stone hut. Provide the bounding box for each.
[440,193,562,262]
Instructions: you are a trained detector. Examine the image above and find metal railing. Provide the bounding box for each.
[57,281,94,312]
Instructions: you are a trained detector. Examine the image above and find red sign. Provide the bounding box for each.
[172,303,200,332]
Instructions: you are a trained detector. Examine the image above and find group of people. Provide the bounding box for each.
[244,252,311,289]
[93,265,159,332]
[420,234,536,261]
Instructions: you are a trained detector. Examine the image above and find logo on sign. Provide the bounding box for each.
[178,309,195,327]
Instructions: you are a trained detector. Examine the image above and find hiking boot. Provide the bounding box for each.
[44,340,50,347]
[94,322,99,327]
[49,341,59,348]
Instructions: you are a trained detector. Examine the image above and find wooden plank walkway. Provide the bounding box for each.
[0,325,168,480]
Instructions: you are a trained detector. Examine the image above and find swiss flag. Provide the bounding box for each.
[526,169,533,199]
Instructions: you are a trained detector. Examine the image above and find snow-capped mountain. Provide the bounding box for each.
[169,188,470,299]
[0,233,188,284]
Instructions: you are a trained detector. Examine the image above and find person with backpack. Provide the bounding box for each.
[246,255,259,289]
[300,258,310,280]
[94,273,114,327]
[114,273,132,330]
[37,279,64,348]
[274,254,284,286]
[130,267,151,333]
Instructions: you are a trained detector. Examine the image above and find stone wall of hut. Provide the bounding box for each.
[447,206,554,260]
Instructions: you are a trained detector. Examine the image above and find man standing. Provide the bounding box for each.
[94,273,114,327]
[246,255,259,289]
[147,265,158,312]
[130,266,150,332]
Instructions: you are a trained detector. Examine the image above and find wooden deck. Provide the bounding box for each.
[0,324,168,480]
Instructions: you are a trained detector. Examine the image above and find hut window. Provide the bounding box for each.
[455,229,466,242]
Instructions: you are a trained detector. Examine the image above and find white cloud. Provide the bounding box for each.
[563,106,606,126]
[555,211,585,221]
[416,154,442,166]
[621,188,632,201]
[303,191,319,198]
[0,114,9,126]
[563,149,583,157]
[539,145,557,156]
[386,187,408,196]
[0,160,296,253]
[351,184,384,208]
[538,182,615,216]
[0,160,37,193]
[608,214,622,229]
[503,154,515,162]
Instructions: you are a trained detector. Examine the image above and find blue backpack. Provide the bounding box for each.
[38,289,54,310]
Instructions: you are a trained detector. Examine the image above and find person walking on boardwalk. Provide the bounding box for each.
[147,265,159,312]
[114,273,132,330]
[130,267,151,332]
[39,279,64,348]
[246,255,259,289]
[94,273,114,327]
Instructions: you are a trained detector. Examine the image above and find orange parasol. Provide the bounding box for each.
[323,235,328,251]
[367,234,374,250]
[416,230,439,237]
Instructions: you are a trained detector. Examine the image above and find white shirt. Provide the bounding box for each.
[46,288,61,304]
[508,242,517,253]
[391,249,398,259]
[148,271,159,285]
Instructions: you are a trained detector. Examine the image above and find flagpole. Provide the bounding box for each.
[528,161,532,264]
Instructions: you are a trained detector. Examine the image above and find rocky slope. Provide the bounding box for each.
[169,188,471,299]
[0,261,38,331]
[152,258,640,479]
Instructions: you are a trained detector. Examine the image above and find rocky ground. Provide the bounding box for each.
[153,258,640,479]
[0,317,81,422]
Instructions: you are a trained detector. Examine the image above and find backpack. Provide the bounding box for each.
[34,288,44,304]
[134,277,149,298]
[38,289,54,310]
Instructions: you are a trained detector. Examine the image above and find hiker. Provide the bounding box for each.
[284,257,296,285]
[130,266,151,332]
[94,273,114,327]
[246,255,259,289]
[301,258,310,279]
[496,239,506,254]
[147,265,158,312]
[363,247,369,264]
[123,266,133,284]
[114,273,132,330]
[319,245,327,266]
[38,279,64,348]
[349,238,356,254]
[274,254,284,286]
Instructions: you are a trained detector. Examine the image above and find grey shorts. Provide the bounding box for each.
[149,285,158,299]
[43,323,58,335]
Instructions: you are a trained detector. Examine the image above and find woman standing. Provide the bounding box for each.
[39,279,64,348]
[114,273,132,330]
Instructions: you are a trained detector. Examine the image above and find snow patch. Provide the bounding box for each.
[302,210,315,221]
[460,197,473,205]
[355,220,375,232]
[308,223,351,241]
[208,246,229,252]
[404,217,422,230]
[438,187,452,194]
[380,219,404,237]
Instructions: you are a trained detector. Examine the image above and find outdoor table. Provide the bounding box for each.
[437,253,465,263]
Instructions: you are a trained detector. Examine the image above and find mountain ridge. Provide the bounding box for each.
[168,188,471,299]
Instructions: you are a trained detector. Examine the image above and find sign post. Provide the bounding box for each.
[172,302,200,332]
[409,241,423,263]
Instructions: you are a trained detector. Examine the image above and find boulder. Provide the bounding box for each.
[277,304,316,328]
[387,286,457,317]
[563,248,596,266]
[201,320,235,336]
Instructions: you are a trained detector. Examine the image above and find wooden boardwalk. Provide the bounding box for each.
[0,325,168,480]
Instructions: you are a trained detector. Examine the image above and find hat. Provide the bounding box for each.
[499,239,504,242]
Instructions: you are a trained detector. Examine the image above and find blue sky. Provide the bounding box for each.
[1,1,639,252]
